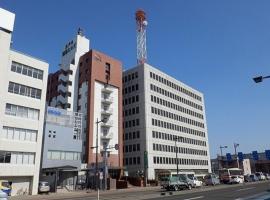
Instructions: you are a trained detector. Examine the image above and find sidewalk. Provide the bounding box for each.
[10,186,160,200]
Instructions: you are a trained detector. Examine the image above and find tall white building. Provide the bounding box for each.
[47,29,89,111]
[0,8,48,195]
[123,63,211,180]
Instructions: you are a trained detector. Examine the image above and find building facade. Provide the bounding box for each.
[41,106,82,191]
[123,63,211,180]
[0,8,48,195]
[78,50,123,174]
[46,33,123,176]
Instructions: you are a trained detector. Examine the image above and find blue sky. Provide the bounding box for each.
[1,0,270,158]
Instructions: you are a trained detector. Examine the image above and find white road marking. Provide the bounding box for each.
[236,187,255,192]
[183,196,204,200]
[235,198,243,200]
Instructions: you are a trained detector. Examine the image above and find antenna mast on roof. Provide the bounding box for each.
[135,9,148,64]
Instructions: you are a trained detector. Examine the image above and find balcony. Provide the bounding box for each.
[101,96,114,104]
[100,132,113,140]
[101,120,113,127]
[101,108,113,115]
[101,85,113,94]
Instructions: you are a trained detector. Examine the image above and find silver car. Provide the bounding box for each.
[38,181,50,194]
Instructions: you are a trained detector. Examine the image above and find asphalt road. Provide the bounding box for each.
[10,181,270,200]
[150,181,270,200]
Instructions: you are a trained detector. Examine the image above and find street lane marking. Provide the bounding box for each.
[236,187,255,192]
[183,196,204,200]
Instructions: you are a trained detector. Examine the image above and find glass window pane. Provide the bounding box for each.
[31,88,36,98]
[16,65,22,73]
[27,68,32,77]
[19,85,26,95]
[14,128,20,140]
[8,82,14,93]
[36,89,41,99]
[47,151,52,160]
[31,131,37,142]
[16,153,23,164]
[25,131,31,141]
[33,69,38,78]
[23,154,29,164]
[28,154,34,164]
[60,152,65,160]
[5,152,11,163]
[13,83,19,94]
[52,151,60,160]
[20,129,26,141]
[38,71,43,80]
[7,128,13,139]
[66,152,73,160]
[10,153,17,164]
[22,66,28,75]
[28,109,34,119]
[11,63,16,72]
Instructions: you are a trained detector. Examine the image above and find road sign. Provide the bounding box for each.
[115,144,119,150]
[226,153,232,161]
[252,151,259,160]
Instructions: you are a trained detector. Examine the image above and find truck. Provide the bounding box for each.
[160,175,192,191]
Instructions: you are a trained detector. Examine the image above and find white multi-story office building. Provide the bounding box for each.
[123,63,211,180]
[0,8,48,195]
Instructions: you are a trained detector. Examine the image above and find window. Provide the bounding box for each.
[11,61,43,80]
[8,82,42,99]
[5,103,40,120]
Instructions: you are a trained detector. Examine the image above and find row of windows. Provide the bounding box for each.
[124,157,141,165]
[1,126,37,142]
[8,82,42,99]
[123,95,139,105]
[123,71,138,83]
[153,143,207,156]
[124,107,139,117]
[150,71,202,102]
[150,84,203,111]
[47,150,81,161]
[0,151,35,165]
[124,131,140,140]
[11,61,43,80]
[152,131,206,147]
[151,106,204,128]
[124,119,140,128]
[153,156,208,166]
[151,95,203,120]
[124,144,141,153]
[5,104,40,120]
[123,84,139,95]
[152,118,205,137]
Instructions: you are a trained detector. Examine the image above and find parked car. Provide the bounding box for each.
[244,174,259,182]
[160,176,192,191]
[264,173,270,180]
[0,190,8,200]
[230,175,244,184]
[38,181,50,194]
[204,174,220,186]
[187,176,203,187]
[255,172,266,181]
[178,174,196,188]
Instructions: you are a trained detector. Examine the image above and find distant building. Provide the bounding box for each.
[123,63,211,180]
[211,150,270,175]
[0,8,48,195]
[46,33,123,178]
[40,107,82,191]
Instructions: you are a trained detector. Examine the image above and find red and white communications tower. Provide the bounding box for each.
[135,9,148,64]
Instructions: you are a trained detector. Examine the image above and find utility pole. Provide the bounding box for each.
[234,143,240,169]
[174,136,179,175]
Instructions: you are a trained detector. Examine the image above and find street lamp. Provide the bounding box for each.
[91,118,106,190]
[219,145,228,169]
[253,75,270,83]
[234,143,240,169]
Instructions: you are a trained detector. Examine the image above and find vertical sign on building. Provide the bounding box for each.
[265,150,270,160]
[252,151,259,161]
[226,153,232,161]
[238,152,244,162]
